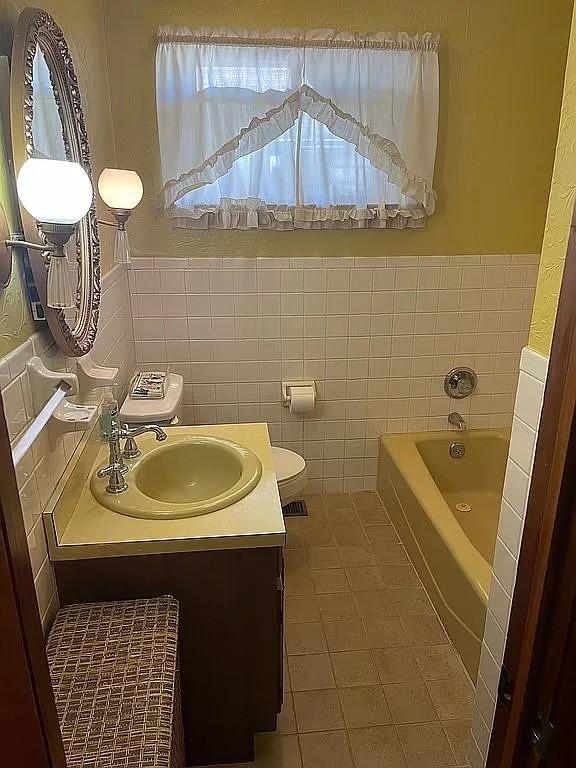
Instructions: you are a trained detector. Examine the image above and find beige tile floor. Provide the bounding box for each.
[205,491,474,768]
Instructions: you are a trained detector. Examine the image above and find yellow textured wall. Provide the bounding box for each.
[0,0,117,356]
[0,57,34,355]
[102,0,572,259]
[529,5,576,357]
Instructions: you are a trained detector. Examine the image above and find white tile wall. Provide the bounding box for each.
[469,346,549,767]
[0,264,135,631]
[91,264,136,391]
[130,254,538,492]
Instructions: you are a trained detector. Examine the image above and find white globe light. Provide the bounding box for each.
[98,168,143,210]
[16,158,93,225]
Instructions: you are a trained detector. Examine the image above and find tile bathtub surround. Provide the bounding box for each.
[201,490,475,768]
[469,347,549,767]
[130,254,538,492]
[0,264,135,630]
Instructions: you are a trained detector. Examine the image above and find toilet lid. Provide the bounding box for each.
[120,373,184,423]
[272,446,306,484]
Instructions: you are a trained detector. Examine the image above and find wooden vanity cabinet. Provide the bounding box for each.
[53,545,284,766]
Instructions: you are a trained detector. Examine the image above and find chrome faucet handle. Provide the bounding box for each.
[122,435,141,460]
[444,367,477,399]
[120,423,168,460]
[97,462,128,494]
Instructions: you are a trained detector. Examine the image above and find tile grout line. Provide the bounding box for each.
[353,492,466,768]
[281,491,473,767]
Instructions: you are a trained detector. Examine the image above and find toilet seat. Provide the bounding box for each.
[271,446,308,505]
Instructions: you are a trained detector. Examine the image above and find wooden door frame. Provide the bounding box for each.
[0,389,65,766]
[487,204,576,766]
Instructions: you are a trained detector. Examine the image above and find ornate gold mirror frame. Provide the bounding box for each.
[9,7,100,356]
[0,206,12,289]
[0,57,17,290]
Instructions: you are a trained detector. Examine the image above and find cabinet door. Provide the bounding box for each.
[278,549,285,711]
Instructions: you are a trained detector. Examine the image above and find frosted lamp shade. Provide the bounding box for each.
[47,253,74,309]
[113,228,131,265]
[16,158,93,225]
[98,168,143,210]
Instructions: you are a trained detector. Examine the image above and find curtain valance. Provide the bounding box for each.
[157,27,439,51]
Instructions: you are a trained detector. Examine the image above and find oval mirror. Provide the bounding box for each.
[10,7,100,356]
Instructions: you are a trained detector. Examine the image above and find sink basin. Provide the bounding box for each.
[91,435,262,519]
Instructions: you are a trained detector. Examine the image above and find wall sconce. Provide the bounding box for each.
[97,168,143,265]
[1,158,92,309]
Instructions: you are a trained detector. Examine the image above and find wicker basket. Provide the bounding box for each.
[46,596,185,768]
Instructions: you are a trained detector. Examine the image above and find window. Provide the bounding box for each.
[156,28,439,230]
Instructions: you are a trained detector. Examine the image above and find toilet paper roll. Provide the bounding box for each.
[289,385,315,415]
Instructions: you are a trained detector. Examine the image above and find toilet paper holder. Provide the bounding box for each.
[281,380,317,407]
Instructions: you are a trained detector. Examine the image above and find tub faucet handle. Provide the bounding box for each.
[444,367,477,399]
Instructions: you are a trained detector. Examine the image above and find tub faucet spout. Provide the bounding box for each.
[448,412,466,431]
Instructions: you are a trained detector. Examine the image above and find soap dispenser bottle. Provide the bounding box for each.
[100,390,119,441]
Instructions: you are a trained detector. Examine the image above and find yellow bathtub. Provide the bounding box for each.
[377,429,509,680]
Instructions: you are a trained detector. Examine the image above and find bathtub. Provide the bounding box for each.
[377,429,509,680]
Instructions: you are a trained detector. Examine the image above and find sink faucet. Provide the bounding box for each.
[97,400,167,494]
[448,412,466,431]
[122,424,168,459]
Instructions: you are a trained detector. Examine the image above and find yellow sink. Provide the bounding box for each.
[91,435,262,519]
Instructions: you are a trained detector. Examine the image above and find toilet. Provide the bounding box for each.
[119,373,308,504]
[271,446,308,506]
[119,373,184,427]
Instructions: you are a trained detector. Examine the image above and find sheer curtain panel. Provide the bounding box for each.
[156,28,439,230]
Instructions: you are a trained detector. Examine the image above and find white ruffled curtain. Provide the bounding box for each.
[156,28,439,230]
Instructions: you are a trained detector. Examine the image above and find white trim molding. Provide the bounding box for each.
[469,346,549,766]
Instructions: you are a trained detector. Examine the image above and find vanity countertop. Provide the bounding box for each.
[44,423,285,560]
